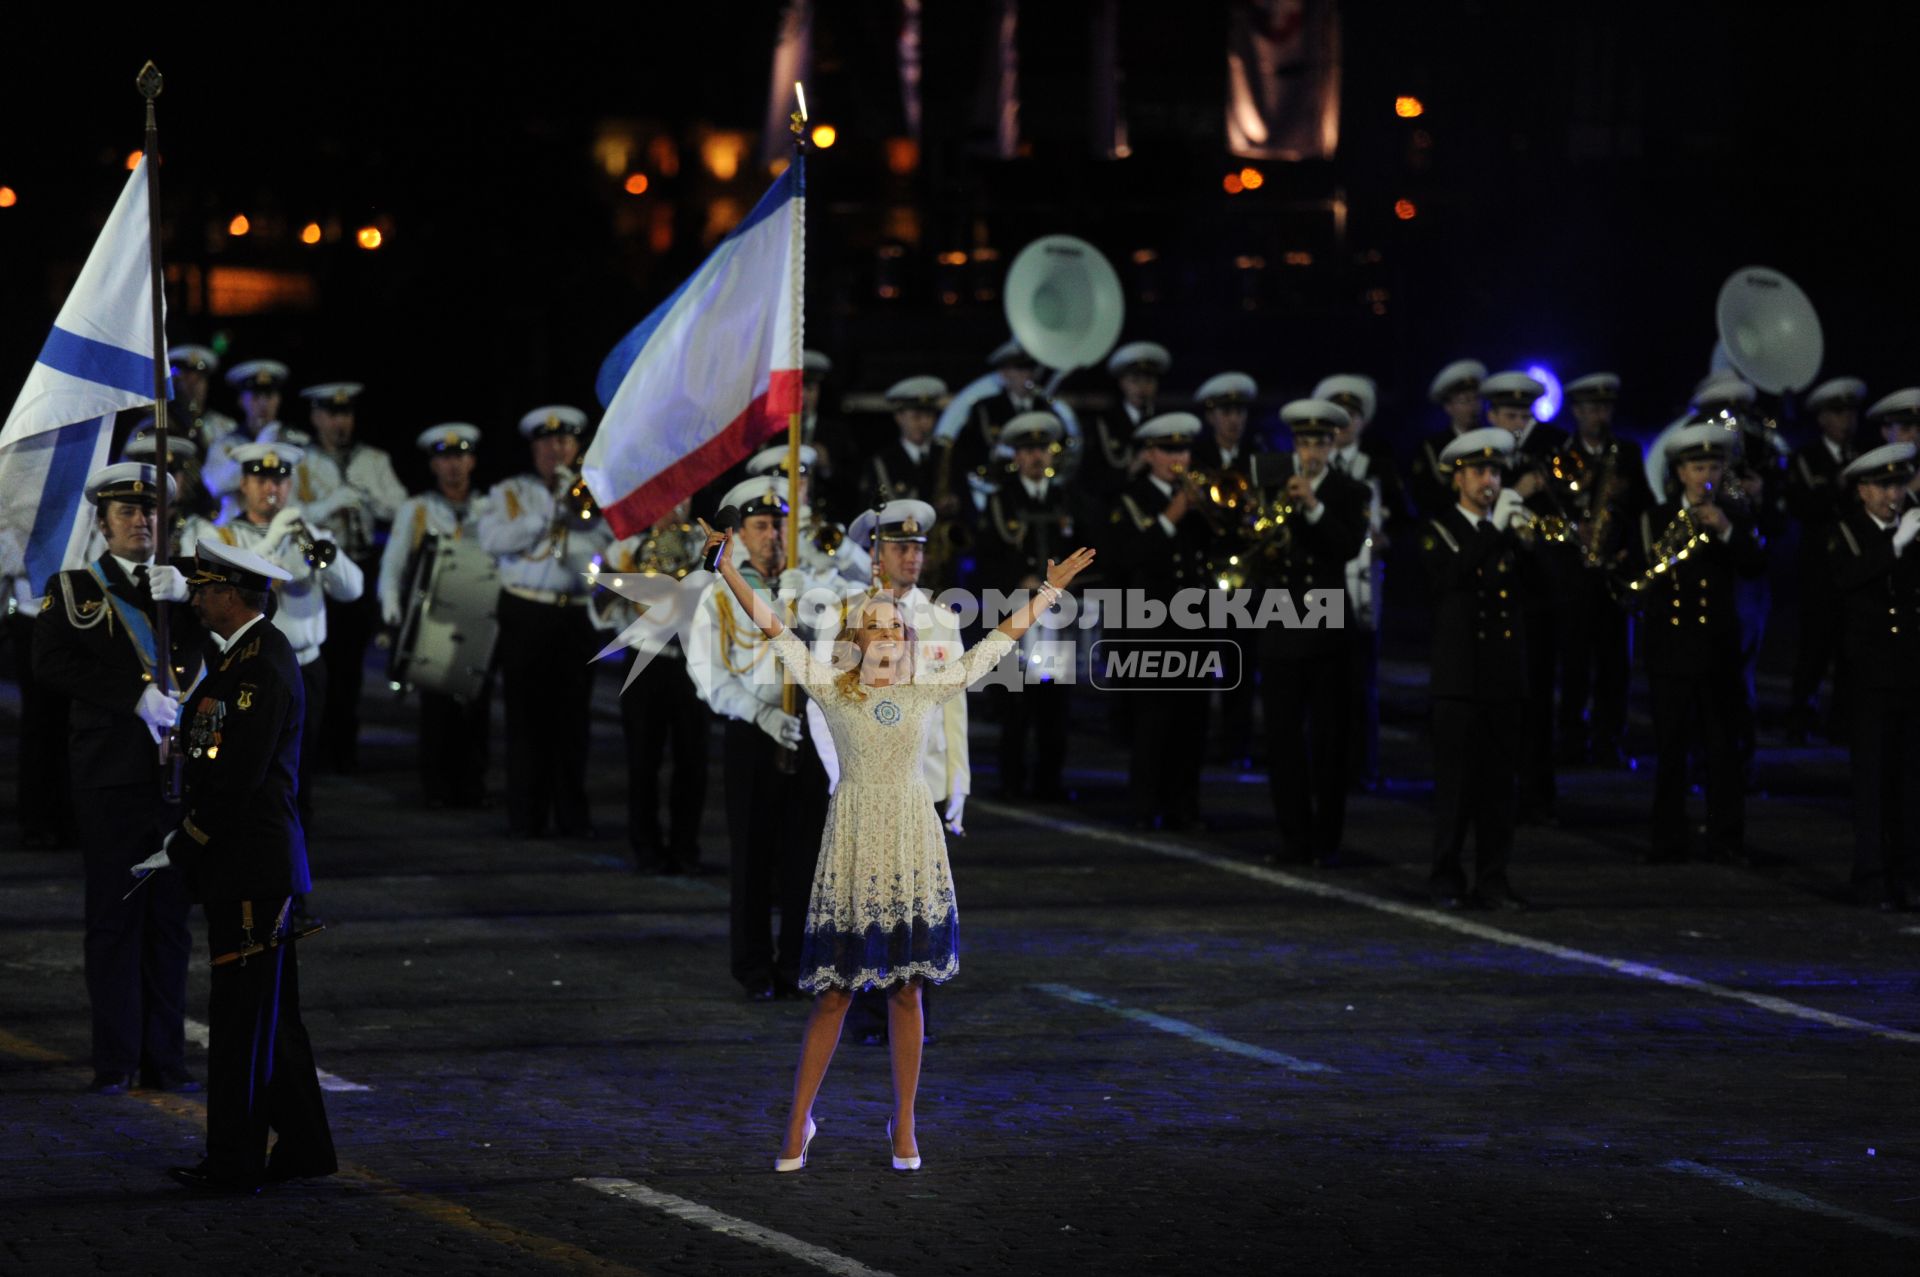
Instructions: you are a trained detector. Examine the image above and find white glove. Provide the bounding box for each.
[135,685,180,745]
[943,792,967,837]
[130,834,174,878]
[265,505,305,547]
[381,596,403,627]
[754,703,803,750]
[778,568,807,600]
[1895,508,1920,556]
[553,465,579,491]
[1491,489,1527,531]
[146,564,189,603]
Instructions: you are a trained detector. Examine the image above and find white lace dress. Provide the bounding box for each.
[767,627,1017,992]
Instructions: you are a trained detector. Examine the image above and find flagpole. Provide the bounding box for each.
[137,60,181,800]
[779,81,809,773]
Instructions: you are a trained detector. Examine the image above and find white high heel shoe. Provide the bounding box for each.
[886,1119,920,1172]
[774,1117,816,1173]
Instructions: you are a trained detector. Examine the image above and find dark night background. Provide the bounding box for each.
[2,2,1911,491]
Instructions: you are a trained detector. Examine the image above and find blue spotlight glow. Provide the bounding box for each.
[1525,364,1562,421]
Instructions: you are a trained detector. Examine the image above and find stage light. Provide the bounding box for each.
[1239,167,1265,191]
[1393,198,1418,220]
[357,226,383,250]
[885,138,919,175]
[1525,364,1563,421]
[299,223,322,245]
[624,173,650,195]
[1396,96,1425,118]
[701,133,746,181]
[228,214,250,237]
[0,187,16,208]
[125,150,143,171]
[810,124,837,149]
[1223,173,1244,195]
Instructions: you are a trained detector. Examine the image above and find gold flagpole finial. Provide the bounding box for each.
[136,61,163,102]
[791,81,808,137]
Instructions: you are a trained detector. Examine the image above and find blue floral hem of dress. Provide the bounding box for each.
[798,913,959,993]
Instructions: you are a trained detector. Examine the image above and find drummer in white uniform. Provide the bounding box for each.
[379,424,491,808]
[475,405,612,839]
[180,442,364,828]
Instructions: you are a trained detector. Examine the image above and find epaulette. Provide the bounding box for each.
[56,571,111,631]
[987,495,1024,546]
[1118,494,1153,532]
[1838,521,1862,558]
[1424,518,1460,554]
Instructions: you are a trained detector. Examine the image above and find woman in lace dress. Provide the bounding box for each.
[704,519,1094,1172]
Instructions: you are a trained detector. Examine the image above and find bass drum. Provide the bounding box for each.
[390,534,500,702]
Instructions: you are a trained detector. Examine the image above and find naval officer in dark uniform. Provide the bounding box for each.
[1419,428,1546,909]
[151,541,336,1192]
[1829,443,1920,911]
[33,463,204,1094]
[1784,376,1868,743]
[1257,400,1371,864]
[1632,424,1767,866]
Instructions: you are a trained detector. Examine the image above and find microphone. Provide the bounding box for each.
[703,505,741,573]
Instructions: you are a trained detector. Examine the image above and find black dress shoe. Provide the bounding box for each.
[139,1068,202,1094]
[87,1072,133,1095]
[168,1163,260,1195]
[1473,885,1532,912]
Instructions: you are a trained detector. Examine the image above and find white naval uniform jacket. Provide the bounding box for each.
[377,491,478,622]
[180,513,366,664]
[803,585,972,803]
[594,528,709,660]
[201,422,277,498]
[292,442,410,559]
[474,474,611,601]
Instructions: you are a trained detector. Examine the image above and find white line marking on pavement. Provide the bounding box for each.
[974,801,1920,1047]
[184,1018,371,1093]
[578,1178,899,1277]
[1665,1159,1920,1240]
[1034,983,1337,1074]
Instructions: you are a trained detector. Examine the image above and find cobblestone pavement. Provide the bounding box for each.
[3,655,1917,1276]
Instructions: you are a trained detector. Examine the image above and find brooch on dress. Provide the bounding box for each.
[872,699,903,726]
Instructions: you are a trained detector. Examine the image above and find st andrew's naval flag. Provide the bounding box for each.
[0,159,169,596]
[584,155,804,538]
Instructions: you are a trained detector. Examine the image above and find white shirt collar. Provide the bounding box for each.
[1148,474,1174,498]
[109,553,152,580]
[1824,437,1847,463]
[1022,476,1048,501]
[1513,423,1535,450]
[210,613,266,654]
[1457,502,1490,526]
[1125,402,1150,426]
[1869,510,1896,531]
[901,438,927,465]
[1218,444,1239,467]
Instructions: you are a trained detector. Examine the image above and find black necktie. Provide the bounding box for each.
[133,564,150,595]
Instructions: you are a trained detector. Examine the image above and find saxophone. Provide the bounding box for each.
[925,437,960,581]
[1581,445,1621,571]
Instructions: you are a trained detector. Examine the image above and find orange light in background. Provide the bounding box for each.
[648,202,675,254]
[228,214,251,237]
[768,157,790,177]
[1395,96,1425,118]
[1393,199,1418,220]
[1222,173,1244,195]
[356,226,384,250]
[1131,248,1159,265]
[299,222,322,245]
[624,173,650,195]
[1238,166,1265,191]
[1283,250,1314,267]
[885,137,919,175]
[700,133,746,181]
[649,135,680,178]
[810,124,837,149]
[0,187,16,209]
[937,250,967,266]
[126,150,143,171]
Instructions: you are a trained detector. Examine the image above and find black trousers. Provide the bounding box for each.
[1649,669,1747,858]
[1346,624,1381,788]
[496,594,599,836]
[620,650,710,868]
[1559,571,1630,751]
[1519,602,1557,807]
[201,900,335,1182]
[297,657,327,831]
[419,686,492,807]
[1849,689,1919,897]
[78,783,191,1077]
[723,719,828,990]
[319,585,377,772]
[1789,558,1847,734]
[6,612,75,844]
[1129,686,1209,825]
[1430,697,1521,892]
[995,678,1070,796]
[1217,664,1258,764]
[1263,645,1351,859]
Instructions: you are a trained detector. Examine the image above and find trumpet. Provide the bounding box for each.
[292,520,337,572]
[1172,463,1254,536]
[1624,507,1703,597]
[559,475,598,525]
[1509,507,1572,544]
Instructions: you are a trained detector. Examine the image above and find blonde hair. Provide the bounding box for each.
[830,591,918,702]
